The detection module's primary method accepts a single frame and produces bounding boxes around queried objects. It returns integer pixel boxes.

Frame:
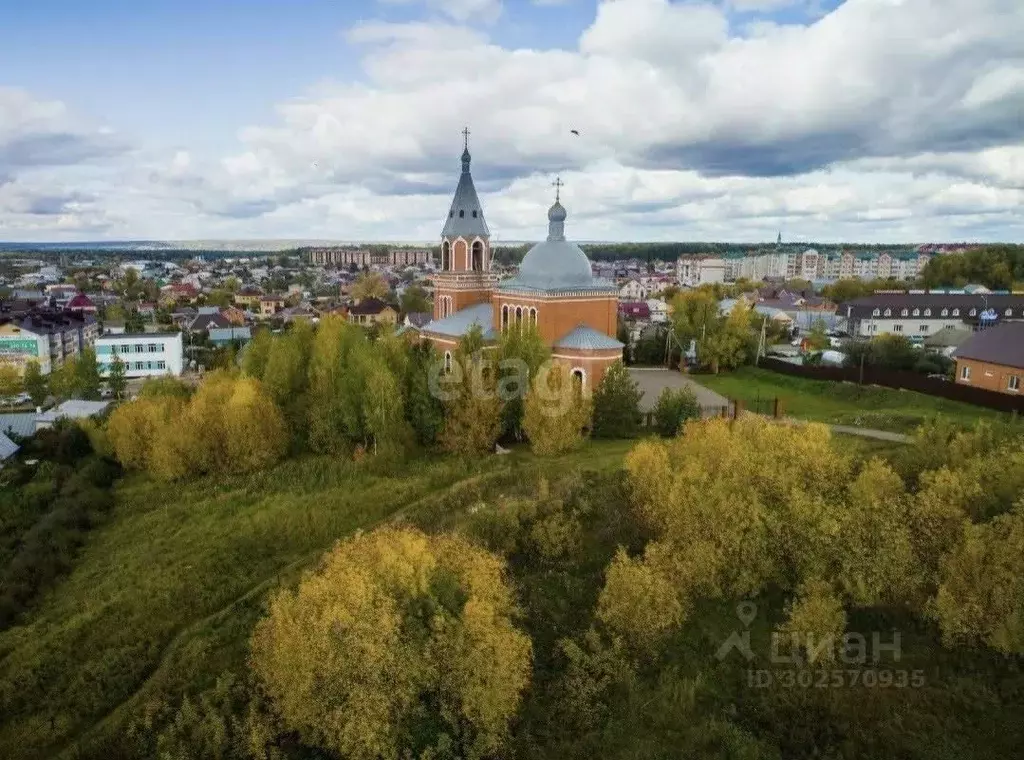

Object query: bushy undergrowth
[0,423,120,629]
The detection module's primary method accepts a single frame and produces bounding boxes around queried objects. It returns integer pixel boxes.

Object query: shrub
[653,386,701,437]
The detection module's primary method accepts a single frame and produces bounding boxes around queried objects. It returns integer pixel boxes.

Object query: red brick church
[419,131,623,391]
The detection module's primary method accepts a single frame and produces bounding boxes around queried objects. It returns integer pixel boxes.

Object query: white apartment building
[676,256,726,286]
[95,332,184,378]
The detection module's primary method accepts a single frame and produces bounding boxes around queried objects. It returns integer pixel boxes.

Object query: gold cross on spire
[552,175,564,202]
[462,126,470,150]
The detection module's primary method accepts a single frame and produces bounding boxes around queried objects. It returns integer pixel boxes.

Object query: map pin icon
[736,601,757,627]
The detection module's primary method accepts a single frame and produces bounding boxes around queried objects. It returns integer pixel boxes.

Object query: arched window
[872,308,880,316]
[441,240,450,271]
[471,240,484,272]
[571,368,585,394]
[884,308,891,317]
[1006,308,1013,317]
[912,308,920,316]
[969,308,977,317]
[459,210,465,218]
[501,304,509,330]
[901,309,909,317]
[952,309,960,317]
[444,351,452,373]
[530,307,538,326]
[923,308,931,316]
[515,306,523,326]
[941,308,948,317]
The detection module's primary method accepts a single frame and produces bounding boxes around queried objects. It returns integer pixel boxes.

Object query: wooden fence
[756,357,1024,414]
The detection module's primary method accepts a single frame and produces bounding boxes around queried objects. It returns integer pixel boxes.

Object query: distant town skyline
[1,0,1022,244]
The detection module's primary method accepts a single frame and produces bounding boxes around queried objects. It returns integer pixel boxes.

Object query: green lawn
[693,366,1013,433]
[0,440,632,760]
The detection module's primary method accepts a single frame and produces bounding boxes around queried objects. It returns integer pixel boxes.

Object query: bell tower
[434,127,497,320]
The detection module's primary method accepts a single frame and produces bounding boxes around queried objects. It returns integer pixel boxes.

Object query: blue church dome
[514,198,594,289]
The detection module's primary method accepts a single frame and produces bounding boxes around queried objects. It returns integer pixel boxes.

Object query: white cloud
[2,0,1023,242]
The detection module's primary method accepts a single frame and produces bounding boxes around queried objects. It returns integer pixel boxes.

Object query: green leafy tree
[399,284,431,315]
[591,361,643,439]
[22,360,48,407]
[698,302,752,373]
[403,342,445,446]
[73,347,102,400]
[804,318,830,351]
[107,354,128,399]
[652,385,701,437]
[352,271,389,301]
[495,324,549,439]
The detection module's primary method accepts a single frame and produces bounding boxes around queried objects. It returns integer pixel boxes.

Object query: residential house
[188,307,233,333]
[221,306,248,325]
[953,322,1024,395]
[619,279,647,301]
[646,299,670,324]
[259,296,287,317]
[234,287,263,310]
[280,305,320,324]
[838,293,1024,339]
[161,282,200,305]
[347,298,398,326]
[208,326,252,346]
[65,292,98,314]
[619,302,651,321]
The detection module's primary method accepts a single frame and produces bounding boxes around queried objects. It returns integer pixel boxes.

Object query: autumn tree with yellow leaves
[107,371,287,480]
[251,527,532,760]
[598,415,1024,660]
[522,363,591,456]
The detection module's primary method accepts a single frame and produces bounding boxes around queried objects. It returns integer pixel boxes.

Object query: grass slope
[0,441,632,760]
[694,366,1010,433]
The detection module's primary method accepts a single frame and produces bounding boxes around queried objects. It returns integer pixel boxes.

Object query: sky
[1,0,1022,244]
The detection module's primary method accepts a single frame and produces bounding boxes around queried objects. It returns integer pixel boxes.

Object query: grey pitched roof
[0,431,18,461]
[554,325,624,351]
[955,322,1024,369]
[839,293,1024,320]
[422,303,496,340]
[441,149,489,239]
[0,413,35,438]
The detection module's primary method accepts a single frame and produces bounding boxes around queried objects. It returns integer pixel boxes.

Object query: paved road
[628,368,732,415]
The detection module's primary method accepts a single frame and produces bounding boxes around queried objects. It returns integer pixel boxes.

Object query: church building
[419,132,624,390]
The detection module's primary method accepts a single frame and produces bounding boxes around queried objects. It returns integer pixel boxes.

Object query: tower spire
[552,175,563,203]
[461,126,471,173]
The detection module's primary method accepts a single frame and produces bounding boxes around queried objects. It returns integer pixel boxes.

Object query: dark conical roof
[442,138,489,239]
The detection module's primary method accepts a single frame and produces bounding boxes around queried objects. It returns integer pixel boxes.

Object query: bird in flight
[570,129,580,136]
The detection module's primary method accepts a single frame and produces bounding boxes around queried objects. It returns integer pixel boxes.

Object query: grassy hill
[2,435,1023,759]
[0,442,631,759]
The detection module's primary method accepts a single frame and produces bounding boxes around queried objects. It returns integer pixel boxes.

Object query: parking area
[627,368,732,416]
